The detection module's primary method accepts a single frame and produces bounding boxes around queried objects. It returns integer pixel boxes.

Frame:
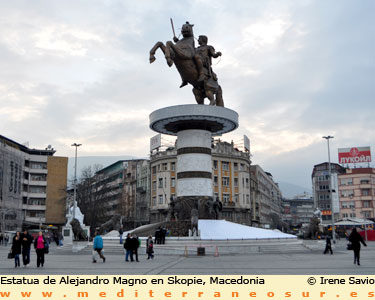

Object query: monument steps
[56,238,310,255]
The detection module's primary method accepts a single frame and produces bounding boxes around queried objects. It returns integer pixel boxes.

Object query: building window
[158,195,163,204]
[222,161,229,171]
[360,179,370,184]
[362,189,371,196]
[246,194,250,204]
[29,186,46,194]
[158,178,163,188]
[234,194,239,203]
[162,163,168,171]
[234,177,238,187]
[171,177,175,187]
[340,190,354,197]
[152,166,156,175]
[233,163,238,171]
[363,201,371,208]
[213,176,218,186]
[240,163,245,171]
[213,160,218,169]
[223,193,230,203]
[152,181,156,191]
[171,162,175,171]
[222,177,230,186]
[245,178,249,188]
[340,178,353,185]
[152,197,156,206]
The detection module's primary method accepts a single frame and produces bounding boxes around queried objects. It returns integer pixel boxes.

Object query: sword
[170,18,176,39]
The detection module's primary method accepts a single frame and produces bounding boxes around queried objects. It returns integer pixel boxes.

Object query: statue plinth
[150,105,238,234]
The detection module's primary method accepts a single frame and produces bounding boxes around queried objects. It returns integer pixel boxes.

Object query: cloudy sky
[1,0,374,189]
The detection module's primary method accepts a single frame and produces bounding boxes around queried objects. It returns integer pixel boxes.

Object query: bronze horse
[149,22,224,107]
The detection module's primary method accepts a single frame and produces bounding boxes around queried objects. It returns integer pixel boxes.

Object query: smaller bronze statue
[150,20,224,106]
[70,218,87,240]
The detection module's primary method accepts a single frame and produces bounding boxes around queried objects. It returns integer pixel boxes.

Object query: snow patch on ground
[199,220,296,240]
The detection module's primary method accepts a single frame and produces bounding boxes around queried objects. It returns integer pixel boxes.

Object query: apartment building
[86,159,150,230]
[338,168,375,220]
[282,193,314,228]
[150,141,252,225]
[0,135,67,231]
[250,165,283,228]
[311,162,346,225]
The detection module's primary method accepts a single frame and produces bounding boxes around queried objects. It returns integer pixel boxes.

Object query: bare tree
[76,165,108,230]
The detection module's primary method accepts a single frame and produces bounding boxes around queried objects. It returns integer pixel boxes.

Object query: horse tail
[216,85,224,107]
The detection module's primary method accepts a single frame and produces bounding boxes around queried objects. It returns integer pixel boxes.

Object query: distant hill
[67,155,140,181]
[278,181,312,199]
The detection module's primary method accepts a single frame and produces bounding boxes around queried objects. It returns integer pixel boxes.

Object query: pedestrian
[124,233,133,262]
[161,227,166,244]
[4,234,9,246]
[21,229,33,267]
[132,234,140,262]
[323,236,333,254]
[33,231,47,268]
[119,227,124,244]
[349,227,367,265]
[92,230,106,263]
[147,239,154,260]
[146,235,154,260]
[155,228,160,244]
[11,231,22,268]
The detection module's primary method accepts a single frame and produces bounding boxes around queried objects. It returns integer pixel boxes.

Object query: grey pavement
[0,241,374,275]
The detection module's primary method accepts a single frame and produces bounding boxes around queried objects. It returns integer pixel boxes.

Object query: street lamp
[322,135,335,243]
[71,143,82,220]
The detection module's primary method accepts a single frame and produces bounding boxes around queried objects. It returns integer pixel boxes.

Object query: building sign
[321,210,332,216]
[338,147,371,164]
[244,135,250,152]
[150,134,161,151]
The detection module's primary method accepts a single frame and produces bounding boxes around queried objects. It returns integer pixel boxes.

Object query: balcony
[24,216,45,223]
[22,204,46,210]
[29,180,47,186]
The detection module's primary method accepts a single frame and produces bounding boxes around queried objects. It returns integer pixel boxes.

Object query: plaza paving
[0,241,374,275]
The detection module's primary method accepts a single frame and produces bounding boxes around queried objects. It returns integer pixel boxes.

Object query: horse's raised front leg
[149,42,166,64]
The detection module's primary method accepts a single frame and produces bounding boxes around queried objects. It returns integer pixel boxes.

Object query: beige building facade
[338,168,375,220]
[150,141,252,225]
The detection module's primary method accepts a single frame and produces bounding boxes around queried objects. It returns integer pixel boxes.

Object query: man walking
[21,229,33,267]
[92,230,105,263]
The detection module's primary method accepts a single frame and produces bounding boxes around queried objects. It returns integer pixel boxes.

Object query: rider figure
[196,35,222,81]
[179,35,221,88]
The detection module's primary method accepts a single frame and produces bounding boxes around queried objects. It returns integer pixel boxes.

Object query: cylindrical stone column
[176,129,212,197]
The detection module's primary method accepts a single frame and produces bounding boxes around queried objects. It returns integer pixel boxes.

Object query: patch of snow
[199,220,296,240]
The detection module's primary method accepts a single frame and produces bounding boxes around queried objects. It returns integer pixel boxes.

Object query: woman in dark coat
[11,231,22,268]
[349,227,367,265]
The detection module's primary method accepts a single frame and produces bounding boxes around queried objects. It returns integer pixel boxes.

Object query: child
[147,240,154,260]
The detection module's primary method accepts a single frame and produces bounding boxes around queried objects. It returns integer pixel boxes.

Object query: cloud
[0,0,374,189]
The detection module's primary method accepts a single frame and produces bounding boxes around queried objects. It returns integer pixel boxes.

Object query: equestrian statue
[149,20,224,107]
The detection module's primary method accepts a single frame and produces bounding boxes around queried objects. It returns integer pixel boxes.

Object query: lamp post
[322,136,335,243]
[71,143,82,220]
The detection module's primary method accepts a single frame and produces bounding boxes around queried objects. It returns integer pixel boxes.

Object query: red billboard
[338,147,371,164]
